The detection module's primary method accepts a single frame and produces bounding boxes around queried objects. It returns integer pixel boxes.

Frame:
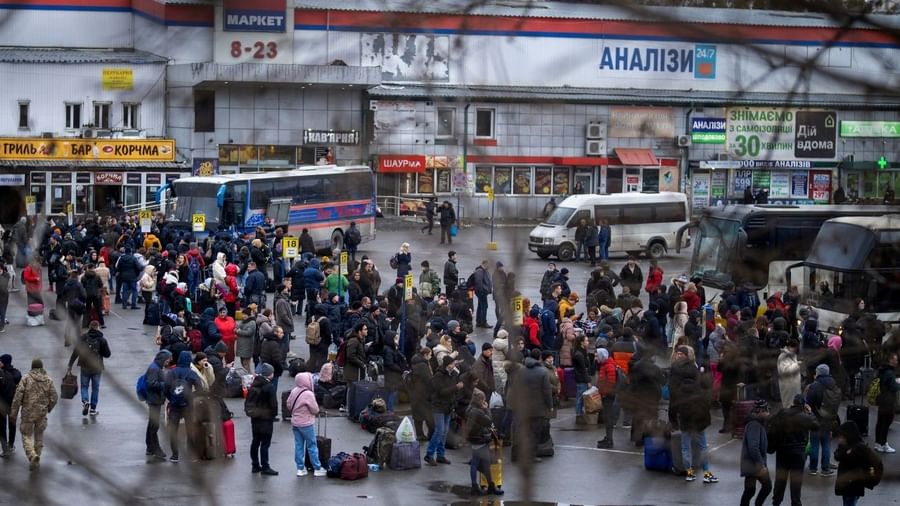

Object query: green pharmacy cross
[878,156,889,170]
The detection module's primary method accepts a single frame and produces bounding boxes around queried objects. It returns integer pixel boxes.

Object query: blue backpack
[187,256,201,292]
[327,452,351,477]
[135,372,149,402]
[168,372,192,409]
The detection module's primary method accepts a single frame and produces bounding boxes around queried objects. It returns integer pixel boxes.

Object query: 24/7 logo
[694,45,716,79]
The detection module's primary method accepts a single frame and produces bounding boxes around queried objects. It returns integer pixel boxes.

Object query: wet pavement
[0,224,897,505]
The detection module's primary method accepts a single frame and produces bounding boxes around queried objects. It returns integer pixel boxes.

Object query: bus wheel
[331,229,344,251]
[557,244,575,262]
[537,251,551,260]
[647,241,667,259]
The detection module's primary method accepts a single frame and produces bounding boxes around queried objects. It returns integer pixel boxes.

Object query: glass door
[573,170,592,195]
[625,168,641,192]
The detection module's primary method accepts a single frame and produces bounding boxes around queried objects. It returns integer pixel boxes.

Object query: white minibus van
[527,192,689,261]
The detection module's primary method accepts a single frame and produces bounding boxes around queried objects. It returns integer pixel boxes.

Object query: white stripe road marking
[555,444,643,456]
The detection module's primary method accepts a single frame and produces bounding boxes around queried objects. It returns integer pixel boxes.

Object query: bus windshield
[691,217,740,286]
[544,207,575,226]
[807,268,900,314]
[173,183,220,224]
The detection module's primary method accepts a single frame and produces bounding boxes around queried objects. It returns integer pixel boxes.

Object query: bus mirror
[674,221,695,253]
[216,185,226,208]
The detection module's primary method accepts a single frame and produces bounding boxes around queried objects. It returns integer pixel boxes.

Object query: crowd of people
[0,210,897,504]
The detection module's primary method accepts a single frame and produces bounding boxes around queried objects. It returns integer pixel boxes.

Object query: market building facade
[1,0,899,221]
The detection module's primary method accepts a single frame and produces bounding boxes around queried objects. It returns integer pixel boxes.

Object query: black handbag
[61,371,78,399]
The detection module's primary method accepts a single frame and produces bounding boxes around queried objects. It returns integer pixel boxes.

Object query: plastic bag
[489,391,504,409]
[583,386,603,414]
[395,416,417,443]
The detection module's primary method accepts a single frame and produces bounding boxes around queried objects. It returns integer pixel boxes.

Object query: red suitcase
[222,419,236,457]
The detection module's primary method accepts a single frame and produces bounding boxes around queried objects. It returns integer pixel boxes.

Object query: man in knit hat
[245,362,278,475]
[804,363,841,476]
[10,358,57,470]
[0,354,23,456]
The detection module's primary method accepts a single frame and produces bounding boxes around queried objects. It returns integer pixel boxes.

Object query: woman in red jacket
[595,348,619,449]
[213,306,237,363]
[222,264,239,317]
[22,257,42,306]
[644,259,664,295]
[523,307,541,350]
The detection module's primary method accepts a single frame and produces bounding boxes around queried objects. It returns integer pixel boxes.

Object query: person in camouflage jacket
[10,359,57,471]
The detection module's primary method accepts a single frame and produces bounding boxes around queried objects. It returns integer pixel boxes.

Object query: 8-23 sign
[230,40,277,59]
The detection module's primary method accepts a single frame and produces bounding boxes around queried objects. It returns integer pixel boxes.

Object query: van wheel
[537,251,551,260]
[647,241,666,259]
[558,244,575,262]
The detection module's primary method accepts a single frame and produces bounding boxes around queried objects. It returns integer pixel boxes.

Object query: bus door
[267,198,292,228]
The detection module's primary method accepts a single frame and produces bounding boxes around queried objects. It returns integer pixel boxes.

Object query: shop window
[475,109,495,138]
[194,90,215,132]
[475,166,492,193]
[18,101,29,129]
[93,102,111,129]
[435,168,451,193]
[437,108,455,138]
[30,185,46,215]
[642,168,660,192]
[513,167,531,194]
[258,145,295,167]
[552,167,570,195]
[123,103,140,129]
[239,145,259,166]
[606,168,623,193]
[124,186,140,208]
[535,168,552,195]
[65,103,82,130]
[417,170,434,194]
[494,167,511,194]
[219,145,239,165]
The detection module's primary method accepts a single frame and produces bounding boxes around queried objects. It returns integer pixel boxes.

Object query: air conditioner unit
[676,135,691,147]
[586,122,606,139]
[585,139,607,156]
[82,128,97,139]
[717,153,730,161]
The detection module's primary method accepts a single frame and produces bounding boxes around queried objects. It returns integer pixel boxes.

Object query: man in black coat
[443,251,459,297]
[245,362,279,475]
[508,349,553,463]
[438,201,456,245]
[243,261,266,308]
[767,394,819,506]
[669,346,718,483]
[0,354,23,456]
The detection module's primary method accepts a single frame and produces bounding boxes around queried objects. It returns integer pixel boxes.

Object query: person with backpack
[805,364,841,476]
[302,259,324,326]
[418,260,441,302]
[80,264,105,329]
[0,354,23,457]
[343,222,362,264]
[873,352,899,453]
[259,326,285,395]
[116,247,141,310]
[245,362,279,476]
[739,400,772,506]
[66,320,111,417]
[165,350,204,463]
[442,251,459,298]
[834,420,882,505]
[141,349,172,460]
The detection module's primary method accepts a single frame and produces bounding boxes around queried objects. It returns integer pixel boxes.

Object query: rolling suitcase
[731,384,755,439]
[306,411,332,471]
[222,418,236,457]
[562,367,577,399]
[857,355,876,400]
[347,380,382,422]
[282,390,293,422]
[200,421,223,460]
[847,374,870,437]
[389,441,421,470]
[144,302,160,326]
